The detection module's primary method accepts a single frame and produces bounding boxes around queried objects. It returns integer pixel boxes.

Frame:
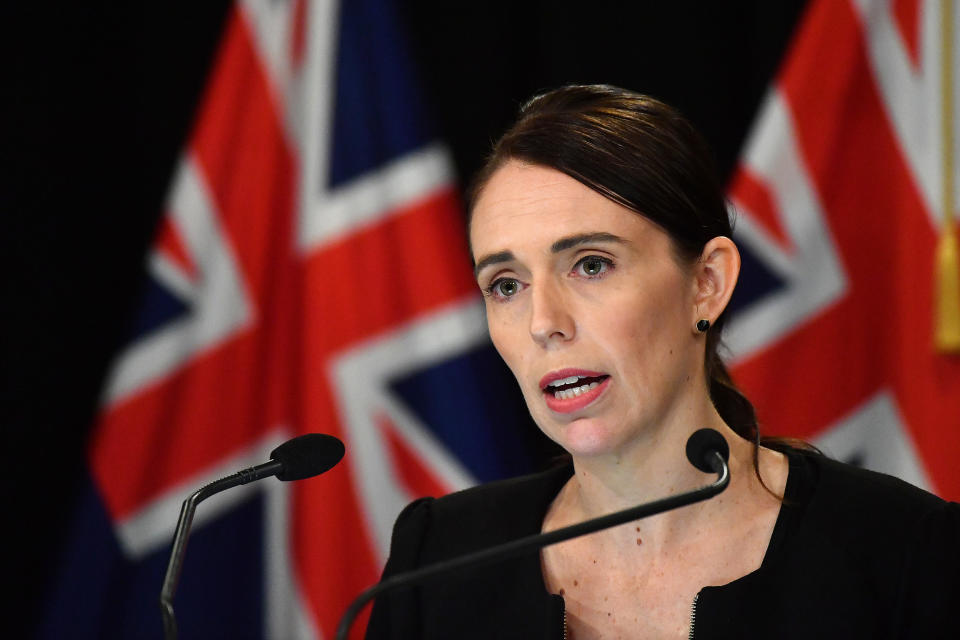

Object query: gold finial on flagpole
[934,0,960,352]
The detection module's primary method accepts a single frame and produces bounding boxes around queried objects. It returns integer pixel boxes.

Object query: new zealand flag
[41,0,545,637]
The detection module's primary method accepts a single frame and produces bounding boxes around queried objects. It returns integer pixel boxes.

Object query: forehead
[470,161,655,255]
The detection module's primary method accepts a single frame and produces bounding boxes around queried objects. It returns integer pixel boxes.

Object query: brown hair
[468,84,789,486]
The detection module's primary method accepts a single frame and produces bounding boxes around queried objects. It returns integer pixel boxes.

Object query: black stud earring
[696,319,710,333]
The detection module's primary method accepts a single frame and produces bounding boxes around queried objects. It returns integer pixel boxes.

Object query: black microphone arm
[335,428,730,640]
[160,433,345,640]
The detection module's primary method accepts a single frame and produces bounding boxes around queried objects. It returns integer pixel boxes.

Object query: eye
[574,255,613,277]
[485,277,525,300]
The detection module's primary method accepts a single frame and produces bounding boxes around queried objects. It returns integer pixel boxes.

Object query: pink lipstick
[540,368,611,414]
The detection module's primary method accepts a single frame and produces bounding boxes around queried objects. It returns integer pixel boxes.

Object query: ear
[691,236,740,329]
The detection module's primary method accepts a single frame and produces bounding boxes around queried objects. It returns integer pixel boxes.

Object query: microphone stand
[335,451,730,640]
[160,460,283,640]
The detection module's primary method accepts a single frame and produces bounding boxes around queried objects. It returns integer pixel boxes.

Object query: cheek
[600,285,691,379]
[488,315,528,381]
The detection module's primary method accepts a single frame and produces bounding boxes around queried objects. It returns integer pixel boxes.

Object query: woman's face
[470,161,705,458]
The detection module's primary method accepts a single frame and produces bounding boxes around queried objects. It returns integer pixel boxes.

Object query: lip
[538,368,607,390]
[540,368,611,414]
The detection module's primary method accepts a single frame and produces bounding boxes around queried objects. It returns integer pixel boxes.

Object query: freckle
[573,579,579,586]
[604,596,608,602]
[636,537,642,545]
[607,612,611,617]
[592,559,597,564]
[635,527,640,532]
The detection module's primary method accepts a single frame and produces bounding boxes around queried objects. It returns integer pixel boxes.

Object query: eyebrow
[473,232,627,277]
[550,232,626,253]
[473,250,515,277]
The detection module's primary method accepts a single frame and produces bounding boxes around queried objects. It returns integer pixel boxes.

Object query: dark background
[4,0,807,631]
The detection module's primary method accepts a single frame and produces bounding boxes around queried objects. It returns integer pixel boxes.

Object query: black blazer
[366,451,960,639]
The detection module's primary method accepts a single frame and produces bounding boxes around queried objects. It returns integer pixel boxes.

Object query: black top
[366,450,960,638]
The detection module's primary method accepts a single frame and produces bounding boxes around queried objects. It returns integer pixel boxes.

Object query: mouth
[540,369,611,414]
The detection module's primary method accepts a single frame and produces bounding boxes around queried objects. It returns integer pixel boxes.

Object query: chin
[550,419,625,459]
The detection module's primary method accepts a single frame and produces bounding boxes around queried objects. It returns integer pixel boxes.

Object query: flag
[40,0,544,637]
[726,0,960,499]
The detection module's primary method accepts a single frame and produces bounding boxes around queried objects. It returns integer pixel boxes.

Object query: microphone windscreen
[685,428,729,473]
[271,433,345,481]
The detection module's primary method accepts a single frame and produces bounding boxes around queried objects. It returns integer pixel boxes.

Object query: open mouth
[543,374,610,400]
[541,372,611,414]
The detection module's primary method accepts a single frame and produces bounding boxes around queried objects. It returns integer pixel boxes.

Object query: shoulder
[430,462,572,521]
[697,453,958,637]
[389,463,573,563]
[806,452,944,515]
[786,450,952,545]
[783,450,959,583]
[369,466,572,639]
[801,454,960,633]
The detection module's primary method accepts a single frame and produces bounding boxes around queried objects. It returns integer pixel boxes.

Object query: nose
[529,278,575,347]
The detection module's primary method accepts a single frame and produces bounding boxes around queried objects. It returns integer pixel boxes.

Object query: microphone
[160,433,345,640]
[685,427,730,473]
[335,429,730,640]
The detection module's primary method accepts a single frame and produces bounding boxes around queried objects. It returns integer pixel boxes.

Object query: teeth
[553,381,601,400]
[547,375,584,388]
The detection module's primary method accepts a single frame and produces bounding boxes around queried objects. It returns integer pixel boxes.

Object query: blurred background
[5,0,958,638]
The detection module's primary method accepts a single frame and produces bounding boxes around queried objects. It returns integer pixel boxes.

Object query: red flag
[84,1,489,637]
[727,0,960,499]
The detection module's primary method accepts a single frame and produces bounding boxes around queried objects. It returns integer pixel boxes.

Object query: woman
[366,85,959,639]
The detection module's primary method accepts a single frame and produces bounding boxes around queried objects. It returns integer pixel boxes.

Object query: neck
[560,405,756,552]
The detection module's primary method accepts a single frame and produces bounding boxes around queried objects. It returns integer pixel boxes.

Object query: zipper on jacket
[688,592,700,639]
[562,599,568,640]
[557,593,698,638]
